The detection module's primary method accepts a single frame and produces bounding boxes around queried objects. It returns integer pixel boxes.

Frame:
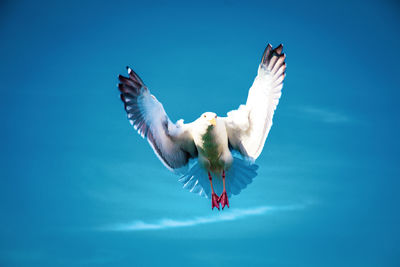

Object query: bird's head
[191,112,219,144]
[198,112,218,128]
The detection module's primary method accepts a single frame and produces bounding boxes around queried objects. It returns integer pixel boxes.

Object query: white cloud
[297,106,351,123]
[101,204,304,231]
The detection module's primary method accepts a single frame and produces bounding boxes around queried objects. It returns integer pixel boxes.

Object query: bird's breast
[196,124,232,173]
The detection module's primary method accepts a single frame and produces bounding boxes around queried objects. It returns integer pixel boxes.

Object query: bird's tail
[178,157,258,198]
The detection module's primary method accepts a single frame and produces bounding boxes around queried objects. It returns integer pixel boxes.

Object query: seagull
[117,44,286,210]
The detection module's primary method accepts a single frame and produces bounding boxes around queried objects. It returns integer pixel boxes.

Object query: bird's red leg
[218,170,229,209]
[208,172,220,210]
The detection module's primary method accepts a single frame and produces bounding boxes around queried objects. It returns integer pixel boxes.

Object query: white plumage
[225,44,286,159]
[118,44,286,209]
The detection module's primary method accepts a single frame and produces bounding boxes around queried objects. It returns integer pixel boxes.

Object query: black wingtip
[118,74,131,84]
[261,44,273,64]
[126,66,133,75]
[261,43,286,66]
[274,44,284,55]
[120,93,126,102]
[123,66,144,86]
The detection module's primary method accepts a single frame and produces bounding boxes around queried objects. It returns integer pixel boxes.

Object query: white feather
[223,44,286,160]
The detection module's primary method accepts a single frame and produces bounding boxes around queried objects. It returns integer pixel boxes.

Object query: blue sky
[1,0,400,266]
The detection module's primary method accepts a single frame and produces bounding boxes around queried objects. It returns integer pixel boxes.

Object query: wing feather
[224,44,286,160]
[118,67,197,171]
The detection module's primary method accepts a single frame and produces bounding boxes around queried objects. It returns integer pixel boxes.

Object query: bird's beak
[209,117,216,126]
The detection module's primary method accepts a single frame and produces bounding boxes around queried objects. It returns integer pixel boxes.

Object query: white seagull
[118,44,286,210]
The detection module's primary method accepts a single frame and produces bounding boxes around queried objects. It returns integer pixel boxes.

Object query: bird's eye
[215,115,217,118]
[203,115,206,118]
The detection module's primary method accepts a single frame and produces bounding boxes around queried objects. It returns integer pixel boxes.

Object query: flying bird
[117,44,286,210]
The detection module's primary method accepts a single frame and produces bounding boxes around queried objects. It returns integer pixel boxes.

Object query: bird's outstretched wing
[224,44,286,160]
[118,67,197,171]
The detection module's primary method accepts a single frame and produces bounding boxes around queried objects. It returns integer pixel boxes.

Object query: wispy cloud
[101,204,304,231]
[296,106,351,123]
